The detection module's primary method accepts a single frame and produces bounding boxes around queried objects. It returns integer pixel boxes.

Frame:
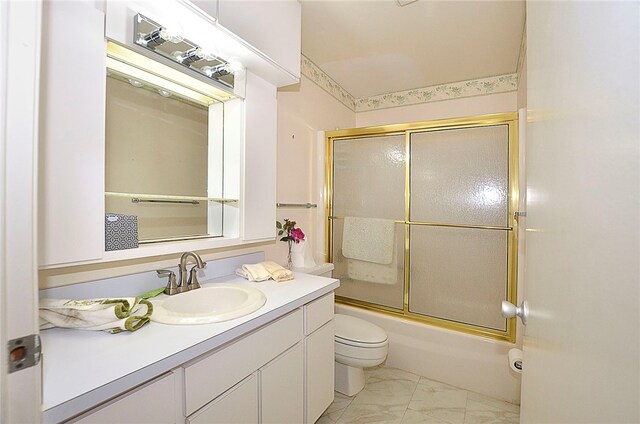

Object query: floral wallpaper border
[516,23,527,86]
[353,73,518,112]
[300,55,356,111]
[300,54,519,113]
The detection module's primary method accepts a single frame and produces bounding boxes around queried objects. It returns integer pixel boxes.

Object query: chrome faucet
[178,251,206,290]
[156,251,207,295]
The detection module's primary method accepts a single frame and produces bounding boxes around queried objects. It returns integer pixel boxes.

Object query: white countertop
[41,272,339,423]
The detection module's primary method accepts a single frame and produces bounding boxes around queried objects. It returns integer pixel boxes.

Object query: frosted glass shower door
[409,125,510,330]
[331,135,405,310]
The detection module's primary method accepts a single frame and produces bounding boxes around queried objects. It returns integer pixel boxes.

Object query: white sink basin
[151,284,267,325]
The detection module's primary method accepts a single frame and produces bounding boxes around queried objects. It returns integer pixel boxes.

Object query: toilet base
[334,361,366,396]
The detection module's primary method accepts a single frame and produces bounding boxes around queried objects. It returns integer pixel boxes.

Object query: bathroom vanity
[41,273,338,423]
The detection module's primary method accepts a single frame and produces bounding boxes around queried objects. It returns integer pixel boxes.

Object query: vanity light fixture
[138,27,184,48]
[134,14,240,90]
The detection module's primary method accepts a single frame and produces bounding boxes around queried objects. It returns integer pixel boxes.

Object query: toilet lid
[334,314,388,345]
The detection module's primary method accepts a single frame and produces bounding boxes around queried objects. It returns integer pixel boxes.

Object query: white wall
[264,76,355,265]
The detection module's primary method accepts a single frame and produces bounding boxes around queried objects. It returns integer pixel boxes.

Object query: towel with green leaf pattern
[39,297,153,334]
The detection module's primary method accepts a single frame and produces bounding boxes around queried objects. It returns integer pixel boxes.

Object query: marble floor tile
[466,392,520,414]
[316,366,520,424]
[352,378,419,406]
[319,392,355,423]
[337,402,408,424]
[401,408,461,424]
[463,410,520,424]
[366,367,421,383]
[464,392,520,424]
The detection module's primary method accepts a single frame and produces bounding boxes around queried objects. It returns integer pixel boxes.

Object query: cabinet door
[216,0,301,78]
[39,0,105,266]
[73,373,177,424]
[242,71,277,241]
[187,373,258,424]
[261,343,304,424]
[306,320,335,423]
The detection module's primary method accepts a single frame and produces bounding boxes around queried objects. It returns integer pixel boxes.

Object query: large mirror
[104,42,237,247]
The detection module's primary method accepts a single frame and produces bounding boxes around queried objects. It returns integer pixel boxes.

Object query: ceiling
[300,0,525,99]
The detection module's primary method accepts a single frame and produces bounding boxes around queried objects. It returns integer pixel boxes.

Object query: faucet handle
[188,266,201,290]
[157,269,179,295]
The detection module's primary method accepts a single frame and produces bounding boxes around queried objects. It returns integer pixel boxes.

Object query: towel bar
[276,203,317,208]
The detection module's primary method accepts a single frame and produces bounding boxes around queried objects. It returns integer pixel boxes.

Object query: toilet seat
[335,336,388,349]
[334,314,388,345]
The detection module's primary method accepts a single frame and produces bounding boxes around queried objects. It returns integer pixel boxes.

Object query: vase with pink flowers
[276,218,305,269]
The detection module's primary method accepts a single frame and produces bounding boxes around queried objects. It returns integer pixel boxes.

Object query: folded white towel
[261,261,294,282]
[236,263,271,282]
[39,297,152,334]
[342,217,395,264]
[236,261,294,282]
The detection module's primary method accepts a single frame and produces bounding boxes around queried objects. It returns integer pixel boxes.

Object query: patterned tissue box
[105,213,139,251]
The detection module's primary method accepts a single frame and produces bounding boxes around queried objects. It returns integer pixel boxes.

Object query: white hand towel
[237,263,271,282]
[261,261,294,282]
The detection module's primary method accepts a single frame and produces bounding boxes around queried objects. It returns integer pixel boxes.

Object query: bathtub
[335,304,522,404]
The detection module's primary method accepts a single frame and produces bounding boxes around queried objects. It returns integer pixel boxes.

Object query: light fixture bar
[133,14,239,90]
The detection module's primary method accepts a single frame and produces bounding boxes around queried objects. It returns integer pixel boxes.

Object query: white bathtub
[335,304,522,404]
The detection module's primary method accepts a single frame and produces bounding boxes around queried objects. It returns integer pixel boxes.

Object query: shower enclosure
[326,113,519,341]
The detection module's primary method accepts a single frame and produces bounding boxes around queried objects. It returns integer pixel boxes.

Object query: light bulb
[139,27,183,48]
[159,28,184,44]
[177,48,210,65]
[128,78,144,88]
[226,59,243,73]
[202,63,231,78]
[157,89,172,98]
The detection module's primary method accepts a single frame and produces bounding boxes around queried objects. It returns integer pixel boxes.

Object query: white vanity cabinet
[261,342,305,424]
[190,0,301,80]
[216,0,301,79]
[38,0,297,267]
[304,293,336,423]
[187,373,259,424]
[183,309,303,417]
[42,280,338,424]
[242,71,278,242]
[71,372,180,424]
[39,0,106,266]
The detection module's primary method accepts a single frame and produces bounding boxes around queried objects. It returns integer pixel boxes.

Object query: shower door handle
[501,300,529,325]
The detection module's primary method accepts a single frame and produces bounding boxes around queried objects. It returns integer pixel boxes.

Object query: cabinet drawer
[184,308,303,415]
[187,373,258,424]
[304,292,334,335]
[73,372,177,424]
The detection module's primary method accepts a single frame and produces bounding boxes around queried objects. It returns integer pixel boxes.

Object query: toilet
[333,314,388,395]
[297,263,390,396]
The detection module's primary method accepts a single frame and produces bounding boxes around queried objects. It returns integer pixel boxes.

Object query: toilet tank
[293,263,334,277]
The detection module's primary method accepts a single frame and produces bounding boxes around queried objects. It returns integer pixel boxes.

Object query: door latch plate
[8,334,41,373]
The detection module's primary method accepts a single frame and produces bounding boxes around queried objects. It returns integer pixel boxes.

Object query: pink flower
[290,227,305,243]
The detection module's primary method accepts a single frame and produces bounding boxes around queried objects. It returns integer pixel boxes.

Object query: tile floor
[316,367,520,424]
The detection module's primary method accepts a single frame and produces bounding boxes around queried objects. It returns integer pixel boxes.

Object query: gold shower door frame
[325,112,519,342]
